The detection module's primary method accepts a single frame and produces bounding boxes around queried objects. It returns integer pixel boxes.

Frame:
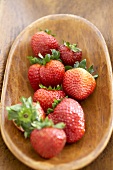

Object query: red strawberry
[40,60,65,87]
[58,42,82,66]
[30,126,66,158]
[28,64,41,91]
[33,86,66,112]
[30,117,66,158]
[28,50,65,89]
[31,30,59,57]
[63,68,96,100]
[48,98,85,143]
[7,97,45,136]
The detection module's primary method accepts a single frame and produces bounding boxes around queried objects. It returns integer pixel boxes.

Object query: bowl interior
[1,14,113,170]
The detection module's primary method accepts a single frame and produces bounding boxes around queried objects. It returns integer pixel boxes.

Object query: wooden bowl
[1,14,113,170]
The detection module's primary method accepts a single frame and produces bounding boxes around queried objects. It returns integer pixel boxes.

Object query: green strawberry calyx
[65,59,98,79]
[47,96,68,114]
[28,49,62,65]
[64,41,82,52]
[6,96,65,138]
[31,117,65,130]
[44,29,56,37]
[6,96,43,138]
[39,84,62,90]
[39,29,56,37]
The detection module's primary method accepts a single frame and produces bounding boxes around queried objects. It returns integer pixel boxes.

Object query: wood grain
[1,14,113,170]
[0,0,113,170]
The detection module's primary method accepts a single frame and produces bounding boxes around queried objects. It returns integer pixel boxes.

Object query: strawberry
[28,50,65,88]
[7,97,45,137]
[28,64,41,91]
[31,30,59,57]
[48,98,85,143]
[58,41,82,66]
[33,85,66,112]
[30,117,66,158]
[63,59,98,100]
[40,60,65,87]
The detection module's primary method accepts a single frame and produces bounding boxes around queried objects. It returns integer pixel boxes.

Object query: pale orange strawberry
[63,59,98,100]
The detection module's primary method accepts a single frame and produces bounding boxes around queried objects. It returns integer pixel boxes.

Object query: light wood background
[0,0,113,169]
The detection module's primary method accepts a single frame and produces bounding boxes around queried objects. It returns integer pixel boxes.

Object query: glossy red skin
[30,128,66,158]
[39,60,65,87]
[63,68,96,100]
[28,60,65,91]
[33,88,66,112]
[58,45,82,66]
[48,98,85,143]
[31,31,59,57]
[28,64,41,91]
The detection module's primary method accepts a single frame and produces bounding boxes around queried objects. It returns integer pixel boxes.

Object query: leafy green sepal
[27,49,61,65]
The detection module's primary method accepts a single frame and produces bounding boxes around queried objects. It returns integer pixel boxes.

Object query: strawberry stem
[6,96,65,138]
[27,56,43,65]
[65,59,98,79]
[65,65,73,71]
[44,29,56,37]
[47,97,68,114]
[39,84,62,90]
[63,41,82,52]
[54,122,65,129]
[31,117,65,129]
[39,29,56,37]
[27,49,61,65]
[6,96,43,138]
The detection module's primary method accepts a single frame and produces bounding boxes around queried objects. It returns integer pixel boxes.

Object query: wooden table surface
[0,0,113,169]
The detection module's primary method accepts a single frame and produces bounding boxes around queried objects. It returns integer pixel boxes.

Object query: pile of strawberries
[7,29,98,159]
